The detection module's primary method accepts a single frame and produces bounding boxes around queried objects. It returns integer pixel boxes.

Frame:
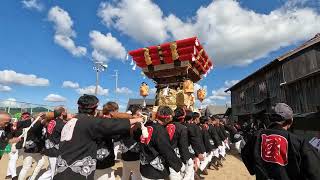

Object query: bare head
[54,106,67,119]
[130,105,143,116]
[192,112,200,124]
[102,101,119,116]
[0,111,11,128]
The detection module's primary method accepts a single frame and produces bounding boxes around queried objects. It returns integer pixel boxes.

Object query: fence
[0,99,56,116]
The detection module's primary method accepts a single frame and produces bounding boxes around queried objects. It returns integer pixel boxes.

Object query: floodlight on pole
[93,61,107,95]
[112,70,119,100]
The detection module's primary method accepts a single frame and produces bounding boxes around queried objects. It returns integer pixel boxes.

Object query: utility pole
[112,70,119,100]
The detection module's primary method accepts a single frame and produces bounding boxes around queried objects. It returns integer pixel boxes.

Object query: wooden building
[226,34,320,131]
[126,98,156,112]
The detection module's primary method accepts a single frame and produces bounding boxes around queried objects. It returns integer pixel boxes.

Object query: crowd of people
[0,94,236,180]
[1,95,320,180]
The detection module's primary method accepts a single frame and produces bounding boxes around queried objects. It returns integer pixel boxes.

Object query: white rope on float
[132,63,137,71]
[11,115,42,152]
[195,38,199,46]
[20,116,42,148]
[138,112,149,138]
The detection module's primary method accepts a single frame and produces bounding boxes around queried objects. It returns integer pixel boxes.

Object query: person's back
[140,121,182,179]
[54,95,141,180]
[139,106,183,179]
[241,103,320,180]
[55,114,130,179]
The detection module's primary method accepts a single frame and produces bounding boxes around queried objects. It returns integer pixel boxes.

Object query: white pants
[235,140,242,154]
[183,159,194,180]
[199,152,208,171]
[169,167,182,180]
[114,141,121,160]
[224,140,230,151]
[7,149,19,178]
[96,167,115,180]
[121,160,142,180]
[212,148,219,158]
[218,145,226,157]
[18,153,46,180]
[38,157,57,180]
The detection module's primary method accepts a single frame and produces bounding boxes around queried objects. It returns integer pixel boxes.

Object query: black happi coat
[208,124,222,149]
[43,118,65,157]
[14,119,32,149]
[139,121,182,179]
[96,137,115,169]
[23,120,45,153]
[165,122,191,163]
[54,114,130,180]
[217,125,228,142]
[121,134,140,162]
[241,124,320,180]
[184,123,206,157]
[224,125,239,143]
[200,124,214,153]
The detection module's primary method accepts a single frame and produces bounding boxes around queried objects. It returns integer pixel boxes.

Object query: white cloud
[77,85,109,96]
[44,94,67,102]
[98,0,168,44]
[99,0,320,66]
[224,80,239,88]
[89,30,126,62]
[0,98,18,108]
[119,104,127,111]
[149,88,157,95]
[0,84,11,92]
[0,70,49,86]
[48,6,87,57]
[166,0,320,66]
[208,80,239,100]
[116,87,133,94]
[22,0,44,11]
[62,81,80,89]
[194,83,207,94]
[210,88,230,100]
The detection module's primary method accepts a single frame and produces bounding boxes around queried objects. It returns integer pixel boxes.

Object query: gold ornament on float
[183,79,194,94]
[140,82,149,97]
[143,48,152,65]
[140,82,149,107]
[197,88,206,102]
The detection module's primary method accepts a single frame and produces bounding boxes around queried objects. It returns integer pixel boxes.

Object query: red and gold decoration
[128,37,213,78]
[129,37,214,111]
[197,88,206,103]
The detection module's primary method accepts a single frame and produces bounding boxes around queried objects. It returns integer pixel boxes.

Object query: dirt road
[0,150,254,180]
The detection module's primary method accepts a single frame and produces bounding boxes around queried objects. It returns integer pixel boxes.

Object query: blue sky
[0,0,320,111]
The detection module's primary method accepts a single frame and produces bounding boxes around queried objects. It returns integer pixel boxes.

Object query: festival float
[128,37,213,111]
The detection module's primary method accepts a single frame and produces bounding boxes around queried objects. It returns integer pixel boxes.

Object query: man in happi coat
[53,94,143,180]
[139,106,183,180]
[241,103,320,180]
